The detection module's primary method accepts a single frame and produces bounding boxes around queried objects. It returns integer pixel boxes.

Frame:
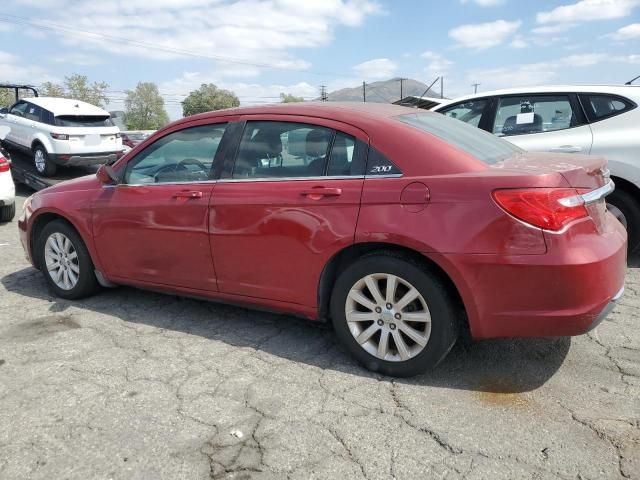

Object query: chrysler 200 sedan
[18,103,626,377]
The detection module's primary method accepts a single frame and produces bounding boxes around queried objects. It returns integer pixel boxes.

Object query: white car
[432,85,640,251]
[0,97,122,177]
[0,145,15,222]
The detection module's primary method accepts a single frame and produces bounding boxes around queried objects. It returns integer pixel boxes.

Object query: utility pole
[362,81,366,102]
[319,85,328,101]
[471,83,480,94]
[440,76,444,99]
[399,77,408,100]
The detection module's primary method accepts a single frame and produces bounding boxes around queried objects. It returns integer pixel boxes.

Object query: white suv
[0,144,15,222]
[432,85,640,251]
[0,97,122,177]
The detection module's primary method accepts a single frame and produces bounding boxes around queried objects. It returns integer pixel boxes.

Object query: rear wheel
[330,253,459,377]
[0,203,15,222]
[33,145,57,177]
[36,220,99,299]
[607,188,640,253]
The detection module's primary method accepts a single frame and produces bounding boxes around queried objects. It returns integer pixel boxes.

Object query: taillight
[492,188,588,231]
[0,155,10,173]
[50,132,69,140]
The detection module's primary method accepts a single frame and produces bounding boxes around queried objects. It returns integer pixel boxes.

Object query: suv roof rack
[0,84,39,103]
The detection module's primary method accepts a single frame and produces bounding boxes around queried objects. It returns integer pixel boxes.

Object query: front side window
[9,101,28,117]
[580,94,635,121]
[233,121,335,179]
[492,95,576,137]
[438,99,487,128]
[124,123,226,184]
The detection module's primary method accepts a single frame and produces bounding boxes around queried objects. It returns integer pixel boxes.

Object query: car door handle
[172,190,203,199]
[550,145,582,153]
[300,187,342,199]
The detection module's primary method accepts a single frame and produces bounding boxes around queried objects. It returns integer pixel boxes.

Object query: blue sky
[0,0,639,119]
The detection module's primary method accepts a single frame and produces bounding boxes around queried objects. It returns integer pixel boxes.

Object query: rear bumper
[49,152,119,167]
[433,214,627,339]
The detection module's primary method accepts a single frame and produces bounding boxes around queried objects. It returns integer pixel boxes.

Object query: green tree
[280,92,304,103]
[124,82,169,130]
[38,75,109,107]
[0,87,14,108]
[40,81,66,98]
[182,83,239,117]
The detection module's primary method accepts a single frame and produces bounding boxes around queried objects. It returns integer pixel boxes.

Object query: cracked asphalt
[0,187,638,480]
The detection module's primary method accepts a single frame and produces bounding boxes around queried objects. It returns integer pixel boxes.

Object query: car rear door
[208,116,368,308]
[489,93,593,154]
[92,119,233,291]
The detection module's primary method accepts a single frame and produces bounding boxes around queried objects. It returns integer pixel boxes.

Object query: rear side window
[580,94,636,122]
[24,103,42,122]
[438,99,488,128]
[55,115,114,127]
[492,95,576,136]
[398,112,522,165]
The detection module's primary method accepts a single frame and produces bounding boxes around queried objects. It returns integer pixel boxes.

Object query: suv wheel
[330,253,459,377]
[33,145,57,177]
[36,220,99,299]
[0,203,15,222]
[607,189,640,253]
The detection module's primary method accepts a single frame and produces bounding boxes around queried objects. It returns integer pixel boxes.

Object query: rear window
[397,112,522,164]
[579,94,636,122]
[55,115,114,127]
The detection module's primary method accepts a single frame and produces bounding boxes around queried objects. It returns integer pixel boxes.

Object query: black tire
[36,219,99,299]
[33,144,57,177]
[607,188,640,253]
[330,252,459,377]
[0,203,15,222]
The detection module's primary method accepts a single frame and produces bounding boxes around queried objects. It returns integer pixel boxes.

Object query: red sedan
[18,103,626,377]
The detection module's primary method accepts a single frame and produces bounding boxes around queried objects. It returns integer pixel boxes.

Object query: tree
[124,82,169,130]
[280,92,304,103]
[182,83,239,117]
[0,87,14,108]
[38,74,109,108]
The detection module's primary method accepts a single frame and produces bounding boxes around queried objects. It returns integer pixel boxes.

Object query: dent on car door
[209,118,368,307]
[92,121,231,290]
[490,94,593,154]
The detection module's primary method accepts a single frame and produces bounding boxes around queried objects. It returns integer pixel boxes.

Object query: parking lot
[0,188,638,480]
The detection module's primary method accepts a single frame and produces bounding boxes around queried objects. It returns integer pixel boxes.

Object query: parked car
[0,97,123,177]
[121,131,153,149]
[18,103,626,376]
[432,85,640,251]
[0,144,15,222]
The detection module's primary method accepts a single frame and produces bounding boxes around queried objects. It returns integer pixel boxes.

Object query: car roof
[24,97,110,116]
[434,84,640,109]
[175,101,422,126]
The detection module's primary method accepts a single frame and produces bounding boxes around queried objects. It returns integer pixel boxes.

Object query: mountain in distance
[324,77,442,103]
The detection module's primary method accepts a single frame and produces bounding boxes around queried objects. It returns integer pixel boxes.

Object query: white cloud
[352,58,398,80]
[537,0,640,24]
[421,51,453,75]
[531,23,577,34]
[460,0,504,5]
[0,50,57,84]
[510,35,528,48]
[50,52,101,66]
[562,53,608,66]
[449,19,522,49]
[467,62,557,92]
[11,0,381,72]
[608,22,640,40]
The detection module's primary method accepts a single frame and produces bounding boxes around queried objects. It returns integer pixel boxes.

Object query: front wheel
[36,220,99,299]
[607,189,640,253]
[33,145,57,177]
[330,253,459,377]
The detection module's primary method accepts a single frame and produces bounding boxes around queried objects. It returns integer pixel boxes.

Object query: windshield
[55,115,114,127]
[397,112,522,164]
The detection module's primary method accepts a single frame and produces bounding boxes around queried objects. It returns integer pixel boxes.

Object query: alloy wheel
[34,149,46,173]
[345,273,431,362]
[44,232,80,290]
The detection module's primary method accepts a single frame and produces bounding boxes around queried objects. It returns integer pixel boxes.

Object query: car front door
[4,101,29,146]
[490,94,593,154]
[209,117,368,308]
[92,120,231,291]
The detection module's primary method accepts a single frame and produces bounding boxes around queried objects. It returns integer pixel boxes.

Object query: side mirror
[96,164,120,185]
